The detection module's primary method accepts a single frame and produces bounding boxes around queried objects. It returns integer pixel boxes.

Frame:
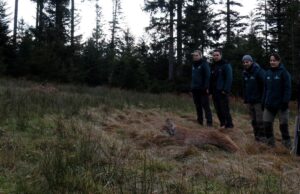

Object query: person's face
[270,56,280,68]
[192,53,201,61]
[243,60,253,69]
[212,51,222,62]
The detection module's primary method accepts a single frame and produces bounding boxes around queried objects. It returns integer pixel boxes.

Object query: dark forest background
[0,0,299,96]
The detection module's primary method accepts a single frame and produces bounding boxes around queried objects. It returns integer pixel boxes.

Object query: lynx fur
[161,119,239,152]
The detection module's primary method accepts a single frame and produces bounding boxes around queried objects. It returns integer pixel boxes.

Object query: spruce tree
[218,0,247,44]
[0,0,10,72]
[176,0,184,68]
[183,0,216,58]
[254,0,269,53]
[110,0,122,55]
[82,0,107,85]
[144,0,175,80]
[0,0,9,47]
[266,0,300,76]
[266,0,289,52]
[13,0,19,46]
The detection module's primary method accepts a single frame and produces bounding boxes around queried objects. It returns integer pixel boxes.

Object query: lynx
[160,119,239,152]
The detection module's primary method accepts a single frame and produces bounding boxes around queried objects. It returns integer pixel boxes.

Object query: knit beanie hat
[242,55,253,62]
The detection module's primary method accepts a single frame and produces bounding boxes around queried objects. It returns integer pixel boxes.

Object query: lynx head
[162,118,176,136]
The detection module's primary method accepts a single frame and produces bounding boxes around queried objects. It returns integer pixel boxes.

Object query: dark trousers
[192,89,212,125]
[248,104,264,140]
[248,104,264,129]
[212,91,233,127]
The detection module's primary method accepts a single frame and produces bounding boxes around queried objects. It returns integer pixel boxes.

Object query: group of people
[191,49,297,149]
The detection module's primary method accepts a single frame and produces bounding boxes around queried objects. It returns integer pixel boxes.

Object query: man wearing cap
[210,49,234,128]
[242,55,265,141]
[191,50,213,126]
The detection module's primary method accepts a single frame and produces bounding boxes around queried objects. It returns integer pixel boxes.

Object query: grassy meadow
[0,78,299,194]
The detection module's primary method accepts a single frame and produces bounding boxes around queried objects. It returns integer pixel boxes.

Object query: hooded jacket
[243,63,265,104]
[262,64,291,111]
[191,58,211,91]
[210,59,233,94]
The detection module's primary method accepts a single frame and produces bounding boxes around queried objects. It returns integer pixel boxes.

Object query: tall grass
[0,78,298,193]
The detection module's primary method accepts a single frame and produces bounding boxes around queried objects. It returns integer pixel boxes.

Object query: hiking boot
[196,117,203,125]
[207,122,213,127]
[280,124,292,149]
[225,124,234,129]
[266,137,275,147]
[264,122,275,147]
[282,139,292,150]
[254,126,266,142]
[253,127,260,141]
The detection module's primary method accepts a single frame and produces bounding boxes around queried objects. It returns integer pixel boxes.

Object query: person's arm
[242,73,246,103]
[223,64,233,94]
[297,79,300,111]
[258,69,266,84]
[258,68,266,96]
[281,70,292,111]
[282,71,292,104]
[261,74,267,110]
[203,62,211,93]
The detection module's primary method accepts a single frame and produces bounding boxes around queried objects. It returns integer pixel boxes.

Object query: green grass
[0,78,299,193]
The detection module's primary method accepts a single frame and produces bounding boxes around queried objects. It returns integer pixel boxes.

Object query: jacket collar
[193,58,206,67]
[244,63,259,74]
[270,63,284,71]
[213,59,227,66]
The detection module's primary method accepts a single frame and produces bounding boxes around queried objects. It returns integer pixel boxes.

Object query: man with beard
[242,55,265,141]
[210,49,234,129]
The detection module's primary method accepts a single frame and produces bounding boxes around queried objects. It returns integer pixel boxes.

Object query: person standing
[262,53,292,148]
[242,55,265,141]
[294,76,300,155]
[191,50,213,126]
[210,49,234,128]
[297,76,300,111]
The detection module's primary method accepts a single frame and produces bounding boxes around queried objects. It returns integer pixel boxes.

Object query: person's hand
[201,88,209,95]
[221,91,227,95]
[261,104,265,111]
[280,103,289,111]
[203,88,209,95]
[266,106,278,114]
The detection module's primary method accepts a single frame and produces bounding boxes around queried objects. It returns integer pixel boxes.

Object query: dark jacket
[243,63,265,104]
[297,80,300,111]
[262,64,291,111]
[191,58,211,91]
[210,59,233,94]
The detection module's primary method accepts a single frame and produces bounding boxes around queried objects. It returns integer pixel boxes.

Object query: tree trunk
[264,0,268,53]
[36,1,39,29]
[276,0,282,52]
[95,0,100,45]
[226,0,231,43]
[111,0,117,50]
[176,0,183,69]
[38,0,44,36]
[71,0,75,48]
[168,0,175,81]
[55,1,64,42]
[290,0,298,72]
[13,0,19,46]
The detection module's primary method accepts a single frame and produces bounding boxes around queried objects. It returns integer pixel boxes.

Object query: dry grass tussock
[1,79,300,193]
[87,106,300,193]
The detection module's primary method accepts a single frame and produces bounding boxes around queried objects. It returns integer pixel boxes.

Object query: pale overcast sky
[6,0,256,40]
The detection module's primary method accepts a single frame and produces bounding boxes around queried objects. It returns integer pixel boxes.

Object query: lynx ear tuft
[165,118,173,127]
[165,118,171,123]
